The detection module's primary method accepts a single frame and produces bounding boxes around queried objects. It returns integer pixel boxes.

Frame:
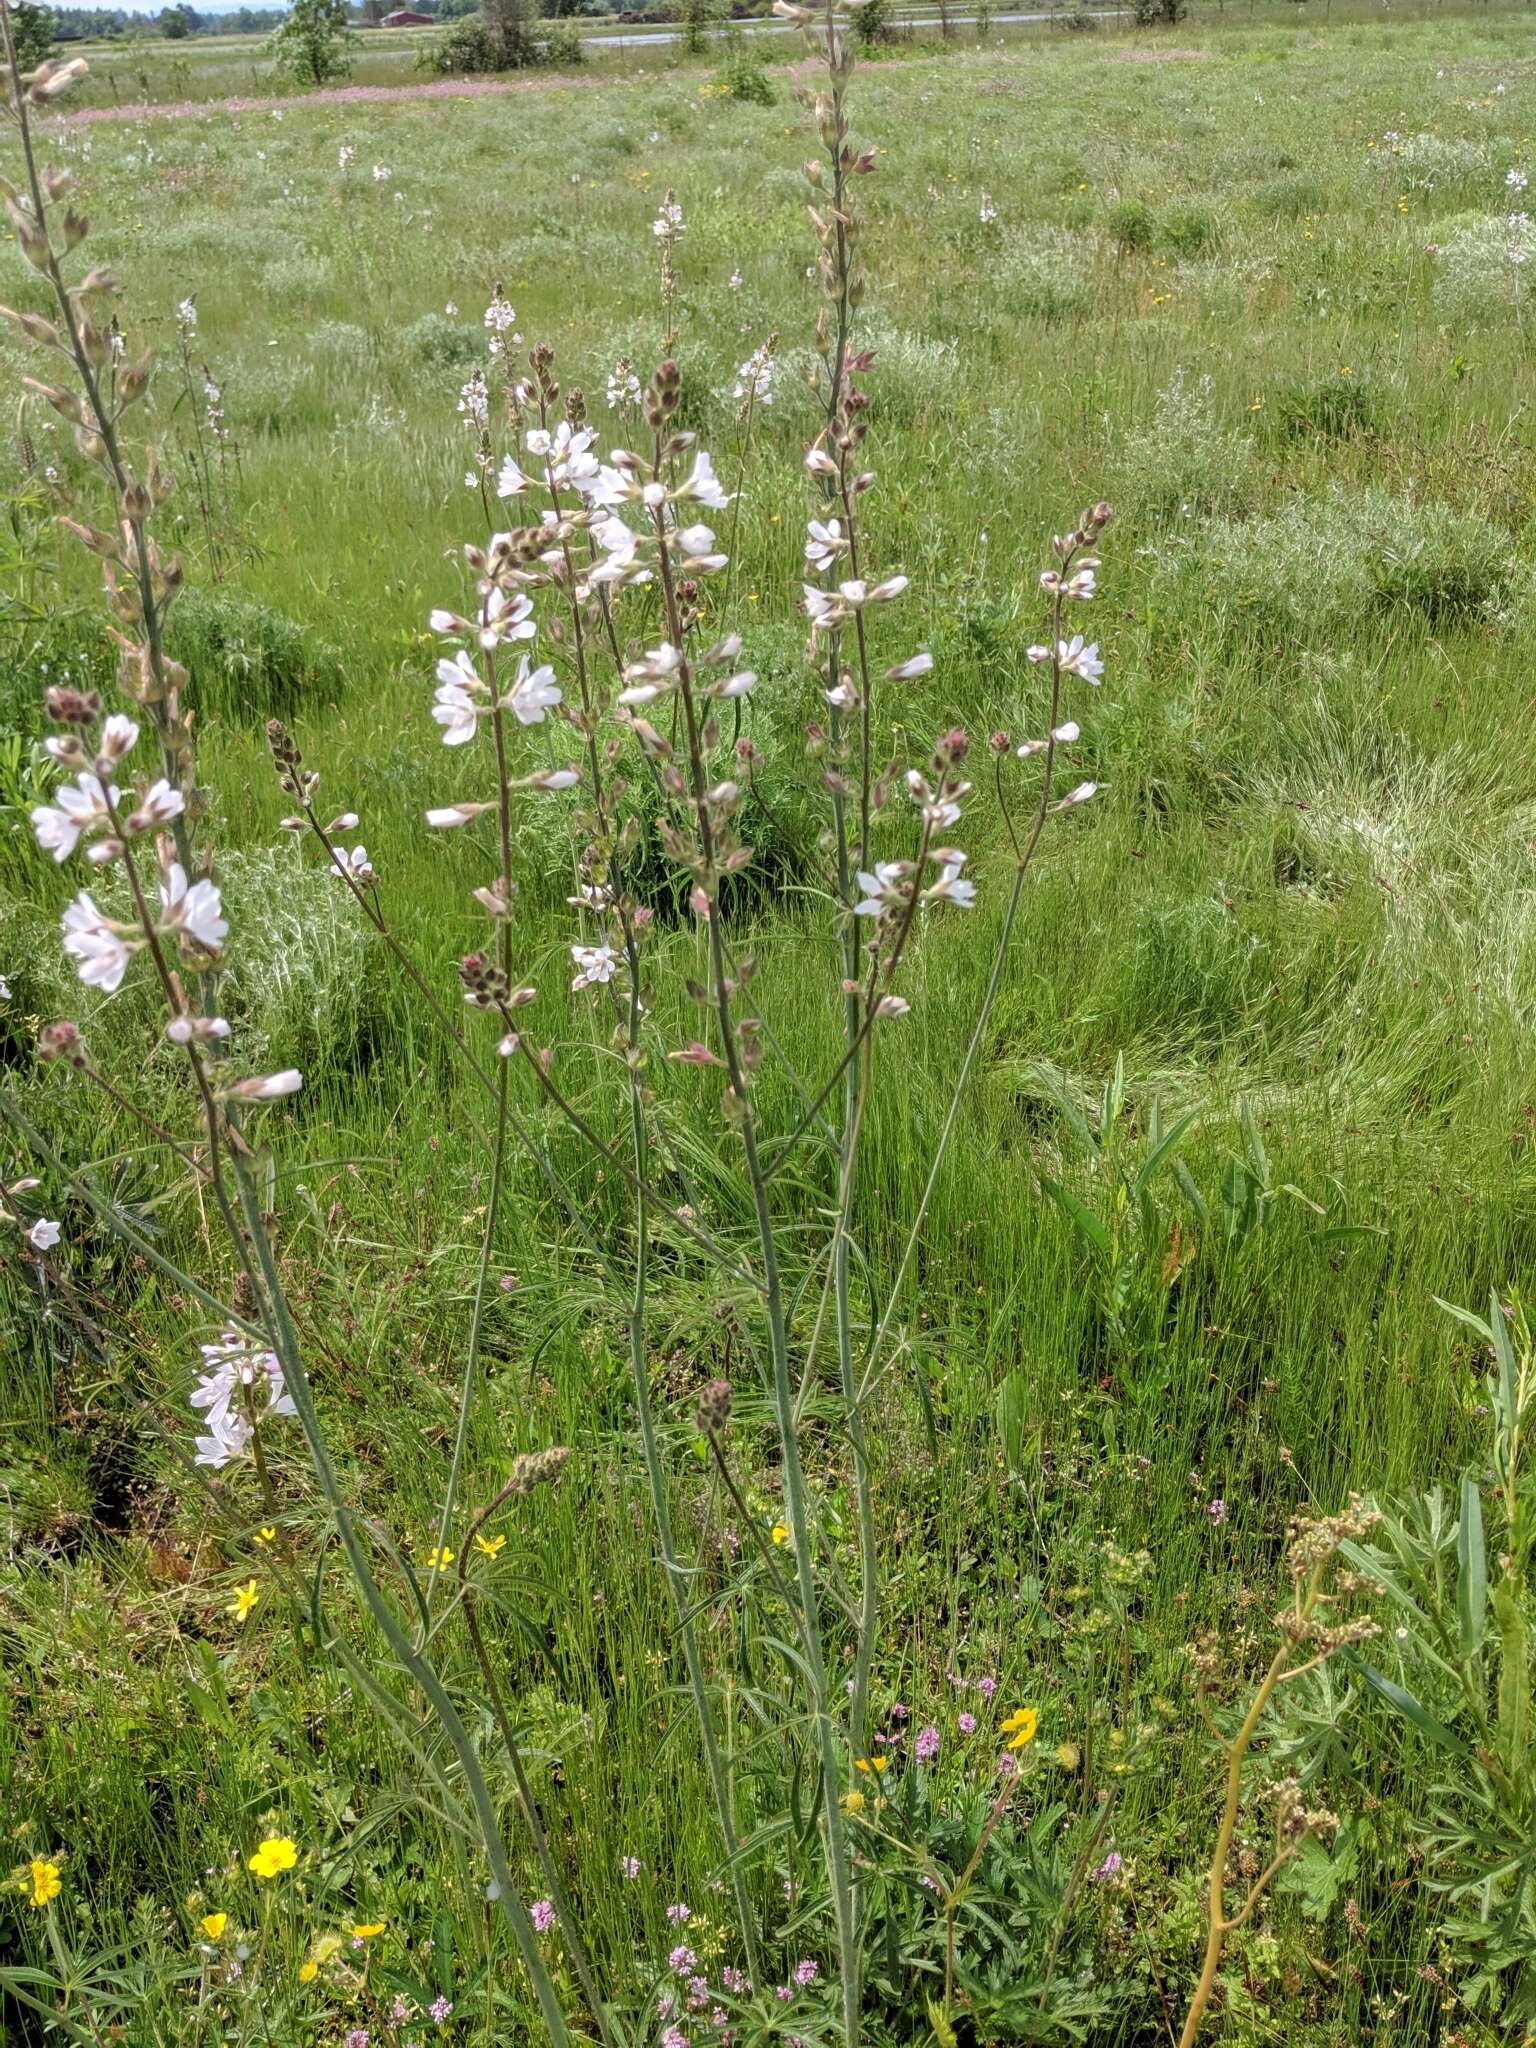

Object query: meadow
[3,2,1536,2043]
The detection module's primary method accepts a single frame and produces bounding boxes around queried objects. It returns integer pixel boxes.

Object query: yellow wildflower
[1055,1742,1081,1771]
[853,1756,888,1774]
[256,1527,277,1545]
[424,1545,454,1570]
[840,1789,866,1816]
[298,1961,319,1984]
[200,1911,228,1940]
[474,1533,506,1558]
[20,1859,61,1909]
[770,1524,788,1545]
[1001,1708,1039,1752]
[351,1921,386,1939]
[229,1580,260,1622]
[247,1836,298,1881]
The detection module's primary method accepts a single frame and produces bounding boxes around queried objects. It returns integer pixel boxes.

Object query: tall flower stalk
[0,24,579,2042]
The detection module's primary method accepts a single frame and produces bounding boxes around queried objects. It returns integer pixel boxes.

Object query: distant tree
[10,0,57,65]
[482,0,534,61]
[158,4,197,34]
[268,0,355,78]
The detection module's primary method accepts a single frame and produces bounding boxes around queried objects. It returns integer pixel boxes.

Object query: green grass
[4,5,1536,2043]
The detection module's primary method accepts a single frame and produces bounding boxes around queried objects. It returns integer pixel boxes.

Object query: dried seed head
[696,1378,733,1435]
[459,952,509,1008]
[46,685,101,727]
[507,1445,570,1494]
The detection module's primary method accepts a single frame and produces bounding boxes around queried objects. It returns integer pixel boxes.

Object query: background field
[5,6,1536,2042]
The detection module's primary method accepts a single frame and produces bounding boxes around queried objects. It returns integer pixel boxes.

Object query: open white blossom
[508,657,562,726]
[32,774,119,863]
[571,943,619,990]
[190,1329,295,1468]
[854,862,912,919]
[674,449,731,510]
[924,854,976,910]
[526,421,601,496]
[27,1217,61,1250]
[61,892,134,992]
[334,844,374,884]
[805,518,847,575]
[160,863,227,951]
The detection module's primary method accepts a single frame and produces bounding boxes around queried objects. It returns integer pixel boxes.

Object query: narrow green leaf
[1353,1660,1470,1756]
[1456,1473,1487,1662]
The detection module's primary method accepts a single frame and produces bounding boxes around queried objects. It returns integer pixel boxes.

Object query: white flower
[32,774,117,863]
[334,844,374,884]
[652,195,685,238]
[372,163,390,182]
[433,682,482,747]
[674,449,731,510]
[1041,564,1097,601]
[979,191,998,225]
[1015,721,1080,758]
[190,1329,295,1466]
[732,346,775,406]
[1055,781,1098,810]
[130,778,185,832]
[925,854,976,910]
[571,943,618,990]
[619,641,684,705]
[231,1069,304,1100]
[508,657,562,726]
[195,1408,253,1469]
[526,420,600,495]
[497,454,529,499]
[483,588,536,647]
[675,521,716,556]
[98,714,139,762]
[606,362,641,409]
[166,1013,230,1044]
[854,862,911,919]
[176,296,198,333]
[590,463,641,507]
[709,670,757,700]
[1058,635,1104,683]
[1508,167,1528,190]
[805,518,846,575]
[27,1218,61,1250]
[160,863,227,950]
[425,802,493,828]
[886,652,934,681]
[906,769,967,830]
[483,287,518,334]
[337,144,354,169]
[61,892,133,992]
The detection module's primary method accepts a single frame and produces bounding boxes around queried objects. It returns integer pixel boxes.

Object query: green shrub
[720,48,773,101]
[403,310,485,369]
[168,589,346,723]
[267,0,355,84]
[1105,197,1155,253]
[1156,202,1220,257]
[1275,369,1379,443]
[538,19,586,62]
